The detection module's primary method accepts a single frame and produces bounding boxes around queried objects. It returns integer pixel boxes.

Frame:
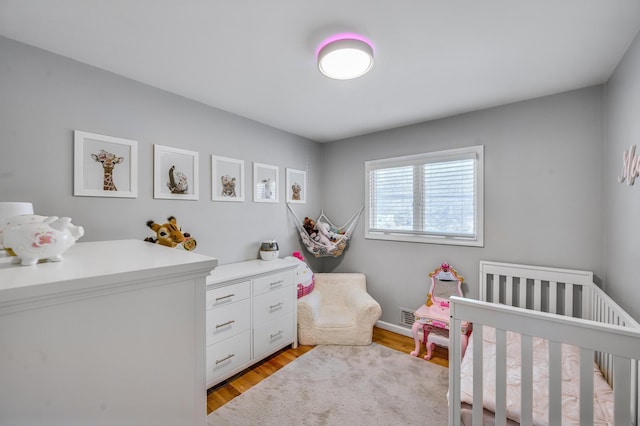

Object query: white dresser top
[206,258,298,287]
[0,239,218,305]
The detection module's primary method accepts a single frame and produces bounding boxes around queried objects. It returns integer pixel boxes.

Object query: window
[365,145,484,246]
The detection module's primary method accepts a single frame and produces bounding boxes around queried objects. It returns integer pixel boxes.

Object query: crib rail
[479,261,640,387]
[479,261,593,317]
[449,297,640,426]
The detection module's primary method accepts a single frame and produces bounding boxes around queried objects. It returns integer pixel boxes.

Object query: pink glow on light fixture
[317,33,375,80]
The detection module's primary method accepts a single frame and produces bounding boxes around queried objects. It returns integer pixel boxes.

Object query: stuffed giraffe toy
[144,216,197,250]
[91,150,123,191]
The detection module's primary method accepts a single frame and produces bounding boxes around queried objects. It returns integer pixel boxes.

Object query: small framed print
[212,155,245,202]
[253,162,279,203]
[153,144,199,200]
[73,130,138,198]
[286,168,306,204]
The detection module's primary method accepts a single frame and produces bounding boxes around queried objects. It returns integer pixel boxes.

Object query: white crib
[448,261,640,426]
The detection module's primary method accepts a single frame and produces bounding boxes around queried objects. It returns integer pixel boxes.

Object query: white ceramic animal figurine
[0,214,47,249]
[4,216,85,266]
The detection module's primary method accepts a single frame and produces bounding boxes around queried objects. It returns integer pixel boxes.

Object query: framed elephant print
[153,144,199,200]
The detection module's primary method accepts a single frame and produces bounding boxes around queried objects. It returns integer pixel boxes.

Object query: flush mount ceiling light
[317,33,374,80]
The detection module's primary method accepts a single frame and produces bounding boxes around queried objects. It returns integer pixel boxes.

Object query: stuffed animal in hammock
[302,217,336,249]
[144,216,197,250]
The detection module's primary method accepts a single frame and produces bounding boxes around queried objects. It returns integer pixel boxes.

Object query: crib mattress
[459,326,615,425]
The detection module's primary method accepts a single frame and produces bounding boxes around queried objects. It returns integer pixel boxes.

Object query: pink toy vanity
[410,263,472,360]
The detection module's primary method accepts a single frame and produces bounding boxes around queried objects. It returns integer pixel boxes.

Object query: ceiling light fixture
[317,33,374,80]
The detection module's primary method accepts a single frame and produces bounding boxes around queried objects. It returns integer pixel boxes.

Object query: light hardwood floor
[206,326,449,414]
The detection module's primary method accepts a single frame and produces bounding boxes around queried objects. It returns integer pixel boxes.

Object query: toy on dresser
[144,216,196,251]
[2,215,84,266]
[410,262,472,360]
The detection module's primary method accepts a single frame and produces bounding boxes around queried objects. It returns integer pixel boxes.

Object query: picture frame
[286,168,306,204]
[253,162,279,203]
[73,130,138,198]
[211,155,245,202]
[153,144,199,200]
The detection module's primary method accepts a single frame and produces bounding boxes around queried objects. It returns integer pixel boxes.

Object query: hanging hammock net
[287,205,364,258]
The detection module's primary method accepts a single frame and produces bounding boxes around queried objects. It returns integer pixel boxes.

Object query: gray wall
[5,33,636,328]
[0,36,322,266]
[321,87,605,326]
[605,30,640,321]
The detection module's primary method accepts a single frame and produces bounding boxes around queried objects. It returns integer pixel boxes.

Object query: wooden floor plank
[206,327,448,414]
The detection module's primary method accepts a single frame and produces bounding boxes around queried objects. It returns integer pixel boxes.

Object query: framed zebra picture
[153,145,199,200]
[253,162,279,203]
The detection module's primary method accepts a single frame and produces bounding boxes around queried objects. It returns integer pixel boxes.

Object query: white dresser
[0,239,217,426]
[205,259,298,389]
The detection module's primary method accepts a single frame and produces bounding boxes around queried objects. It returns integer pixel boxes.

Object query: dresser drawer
[253,286,294,324]
[206,280,250,309]
[206,298,251,346]
[206,330,251,386]
[253,270,294,296]
[253,312,294,359]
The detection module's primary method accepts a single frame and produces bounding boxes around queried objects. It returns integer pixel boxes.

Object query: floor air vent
[400,308,415,327]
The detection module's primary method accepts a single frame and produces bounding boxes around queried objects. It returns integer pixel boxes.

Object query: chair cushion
[315,305,356,328]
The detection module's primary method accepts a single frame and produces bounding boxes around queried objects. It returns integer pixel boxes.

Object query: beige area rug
[207,343,449,426]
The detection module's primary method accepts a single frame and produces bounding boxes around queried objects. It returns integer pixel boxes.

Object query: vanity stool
[410,263,472,360]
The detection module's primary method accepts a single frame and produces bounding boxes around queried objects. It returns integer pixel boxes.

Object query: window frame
[364,145,484,247]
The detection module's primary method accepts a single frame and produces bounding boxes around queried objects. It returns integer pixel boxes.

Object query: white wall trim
[376,320,412,338]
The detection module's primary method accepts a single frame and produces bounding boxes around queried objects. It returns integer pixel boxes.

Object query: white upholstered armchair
[297,273,382,345]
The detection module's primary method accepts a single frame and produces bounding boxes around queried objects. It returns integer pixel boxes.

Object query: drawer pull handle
[215,353,235,365]
[215,294,235,301]
[215,320,235,328]
[270,330,283,339]
[269,302,283,310]
[270,280,283,287]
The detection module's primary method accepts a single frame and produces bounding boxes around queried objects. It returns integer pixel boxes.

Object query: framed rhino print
[212,155,245,202]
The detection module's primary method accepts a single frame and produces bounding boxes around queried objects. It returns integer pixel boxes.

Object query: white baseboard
[375,320,412,338]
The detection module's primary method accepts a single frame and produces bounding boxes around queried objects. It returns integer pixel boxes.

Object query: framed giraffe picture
[73,130,138,198]
[153,144,199,200]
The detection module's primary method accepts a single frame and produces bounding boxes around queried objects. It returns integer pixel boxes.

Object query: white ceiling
[1,1,640,143]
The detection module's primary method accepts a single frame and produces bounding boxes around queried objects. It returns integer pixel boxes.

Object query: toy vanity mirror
[427,262,464,306]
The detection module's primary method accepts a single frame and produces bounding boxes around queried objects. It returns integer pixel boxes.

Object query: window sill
[365,231,484,247]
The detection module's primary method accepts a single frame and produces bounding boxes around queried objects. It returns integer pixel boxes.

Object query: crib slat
[633,360,639,426]
[533,279,541,311]
[565,283,574,317]
[549,281,557,314]
[520,335,533,426]
[449,317,462,426]
[579,348,594,424]
[614,356,632,425]
[506,276,513,306]
[472,326,484,424]
[519,277,526,308]
[548,341,562,423]
[494,329,507,425]
[492,274,500,303]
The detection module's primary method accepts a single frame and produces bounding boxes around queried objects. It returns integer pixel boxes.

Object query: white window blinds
[365,146,484,246]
